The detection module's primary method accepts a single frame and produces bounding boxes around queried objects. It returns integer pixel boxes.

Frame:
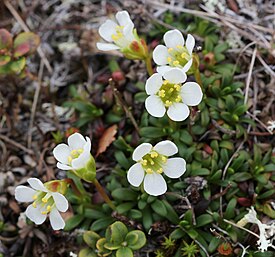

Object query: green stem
[145,56,154,76]
[93,179,116,211]
[65,178,84,197]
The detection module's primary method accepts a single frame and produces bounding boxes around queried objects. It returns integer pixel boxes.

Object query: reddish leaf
[0,55,11,66]
[0,29,13,50]
[13,32,40,57]
[13,42,30,58]
[96,124,118,157]
[237,197,252,207]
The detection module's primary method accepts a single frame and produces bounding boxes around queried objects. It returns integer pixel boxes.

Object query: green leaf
[79,248,97,257]
[230,172,252,182]
[151,199,167,217]
[83,231,100,249]
[64,214,84,231]
[116,202,136,214]
[208,237,221,253]
[0,29,12,49]
[179,130,193,145]
[13,32,40,57]
[170,228,185,239]
[112,188,138,201]
[116,247,133,257]
[191,168,210,176]
[140,127,166,138]
[196,214,213,227]
[0,55,11,66]
[162,200,180,224]
[224,198,237,219]
[142,207,153,231]
[114,151,131,169]
[91,217,114,231]
[129,209,142,219]
[126,230,146,250]
[105,221,128,245]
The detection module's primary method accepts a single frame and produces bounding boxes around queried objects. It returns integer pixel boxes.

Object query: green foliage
[0,29,40,76]
[80,221,146,257]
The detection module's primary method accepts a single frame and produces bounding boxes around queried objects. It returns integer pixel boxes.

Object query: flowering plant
[127,140,186,196]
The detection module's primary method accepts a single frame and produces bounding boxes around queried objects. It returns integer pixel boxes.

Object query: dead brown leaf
[96,125,118,157]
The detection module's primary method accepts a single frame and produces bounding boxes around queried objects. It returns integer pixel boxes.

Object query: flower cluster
[127,140,186,196]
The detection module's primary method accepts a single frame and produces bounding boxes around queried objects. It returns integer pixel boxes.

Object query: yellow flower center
[32,192,55,215]
[166,45,191,68]
[140,150,167,174]
[67,148,84,164]
[157,80,182,107]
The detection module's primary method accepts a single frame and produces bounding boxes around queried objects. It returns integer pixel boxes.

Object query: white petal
[26,204,47,225]
[123,24,135,41]
[49,208,65,230]
[116,11,133,28]
[167,103,190,121]
[145,73,163,95]
[181,59,193,73]
[153,140,178,156]
[27,178,48,192]
[145,95,166,118]
[132,143,152,161]
[98,19,117,42]
[163,68,187,84]
[144,173,167,196]
[156,65,173,75]
[52,193,69,212]
[153,45,169,65]
[53,143,70,165]
[68,133,86,150]
[71,138,91,169]
[127,163,145,187]
[181,82,203,106]
[163,158,186,178]
[57,162,73,170]
[164,29,184,49]
[185,34,195,55]
[15,186,36,202]
[97,42,120,51]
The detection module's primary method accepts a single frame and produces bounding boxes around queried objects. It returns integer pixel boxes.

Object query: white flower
[153,30,195,75]
[97,11,135,52]
[127,140,186,196]
[15,178,68,230]
[145,69,203,121]
[53,133,91,171]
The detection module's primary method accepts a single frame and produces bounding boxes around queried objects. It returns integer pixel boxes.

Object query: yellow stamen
[169,88,174,93]
[32,202,37,208]
[41,211,47,215]
[175,96,182,102]
[150,161,155,165]
[146,168,153,174]
[156,168,163,174]
[77,148,83,154]
[150,152,158,158]
[165,100,172,107]
[68,156,73,163]
[163,80,169,85]
[174,84,181,91]
[176,45,183,49]
[173,60,179,66]
[47,206,51,212]
[181,52,188,59]
[42,198,48,203]
[32,195,38,200]
[167,57,172,62]
[168,48,173,53]
[162,156,167,163]
[158,90,165,98]
[141,159,148,166]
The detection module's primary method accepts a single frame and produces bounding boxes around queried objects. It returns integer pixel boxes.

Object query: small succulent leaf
[105,221,128,245]
[79,247,97,257]
[9,57,26,73]
[104,242,121,250]
[0,29,12,49]
[126,230,146,250]
[13,42,30,57]
[0,55,11,66]
[13,32,40,56]
[83,231,101,249]
[116,247,133,257]
[96,238,107,251]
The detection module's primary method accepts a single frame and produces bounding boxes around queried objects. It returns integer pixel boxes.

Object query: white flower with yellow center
[145,69,203,121]
[15,178,68,230]
[53,132,91,171]
[153,30,195,75]
[127,141,186,196]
